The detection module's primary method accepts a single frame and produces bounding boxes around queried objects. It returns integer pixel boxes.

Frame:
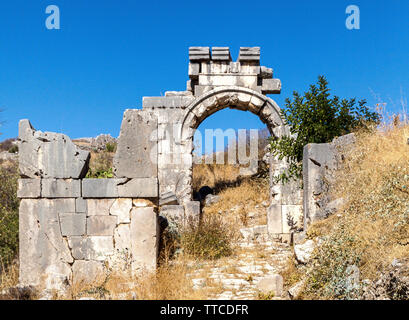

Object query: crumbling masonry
[17,47,304,292]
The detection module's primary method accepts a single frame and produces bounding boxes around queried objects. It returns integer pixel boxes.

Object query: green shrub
[86,151,114,178]
[0,163,19,267]
[270,75,380,183]
[8,145,18,154]
[105,142,116,153]
[180,215,233,260]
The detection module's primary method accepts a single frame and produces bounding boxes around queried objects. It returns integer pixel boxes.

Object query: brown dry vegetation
[291,121,409,299]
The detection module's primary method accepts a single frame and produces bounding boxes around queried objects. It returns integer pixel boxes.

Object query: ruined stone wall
[17,119,160,292]
[303,133,356,229]
[17,47,305,292]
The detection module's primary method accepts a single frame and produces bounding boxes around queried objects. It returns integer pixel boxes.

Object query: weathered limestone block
[294,240,315,264]
[160,205,185,225]
[18,119,90,179]
[109,198,132,223]
[72,260,105,287]
[189,47,210,61]
[113,109,158,179]
[256,274,284,297]
[87,199,115,216]
[238,47,260,62]
[267,204,282,235]
[41,179,81,198]
[184,201,200,225]
[281,205,303,234]
[19,199,75,290]
[303,134,355,229]
[59,212,86,236]
[75,197,87,213]
[114,224,131,252]
[142,96,194,109]
[188,63,200,79]
[17,179,41,198]
[68,236,114,261]
[260,66,273,79]
[87,216,117,236]
[211,47,231,61]
[82,178,126,198]
[117,178,158,198]
[130,207,159,272]
[159,191,178,206]
[261,79,281,94]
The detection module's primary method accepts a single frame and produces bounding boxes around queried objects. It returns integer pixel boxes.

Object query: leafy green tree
[270,75,380,183]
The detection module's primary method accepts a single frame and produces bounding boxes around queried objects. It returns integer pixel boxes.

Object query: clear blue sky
[0,0,408,141]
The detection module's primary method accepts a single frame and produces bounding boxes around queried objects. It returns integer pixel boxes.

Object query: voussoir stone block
[17,179,41,198]
[130,207,159,272]
[18,119,90,179]
[59,212,86,236]
[113,109,158,179]
[87,216,117,236]
[41,179,81,198]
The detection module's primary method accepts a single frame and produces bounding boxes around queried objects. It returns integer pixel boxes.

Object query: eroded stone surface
[18,119,90,179]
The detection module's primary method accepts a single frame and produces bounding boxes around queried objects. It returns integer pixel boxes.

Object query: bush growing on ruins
[105,142,116,153]
[0,163,19,268]
[270,75,380,183]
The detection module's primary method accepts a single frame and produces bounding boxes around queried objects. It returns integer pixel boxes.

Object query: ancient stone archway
[16,47,303,292]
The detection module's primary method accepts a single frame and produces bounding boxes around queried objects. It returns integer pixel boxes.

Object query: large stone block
[72,260,105,287]
[17,179,41,198]
[130,207,159,272]
[160,205,185,225]
[238,47,260,62]
[117,178,158,198]
[19,199,74,290]
[59,212,86,236]
[75,197,87,213]
[68,236,114,261]
[113,109,158,179]
[18,119,90,179]
[41,179,81,198]
[82,178,126,198]
[211,47,231,61]
[189,47,210,61]
[256,274,284,297]
[267,204,282,234]
[109,198,132,223]
[87,199,115,216]
[261,79,281,94]
[142,96,194,109]
[87,216,117,236]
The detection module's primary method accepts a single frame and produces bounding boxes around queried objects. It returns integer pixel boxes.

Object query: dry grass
[192,163,240,192]
[0,261,19,292]
[299,120,409,299]
[202,178,269,228]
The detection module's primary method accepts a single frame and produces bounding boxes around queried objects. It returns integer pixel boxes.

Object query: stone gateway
[17,47,305,292]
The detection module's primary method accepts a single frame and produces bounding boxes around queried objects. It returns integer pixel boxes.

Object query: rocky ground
[185,235,292,300]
